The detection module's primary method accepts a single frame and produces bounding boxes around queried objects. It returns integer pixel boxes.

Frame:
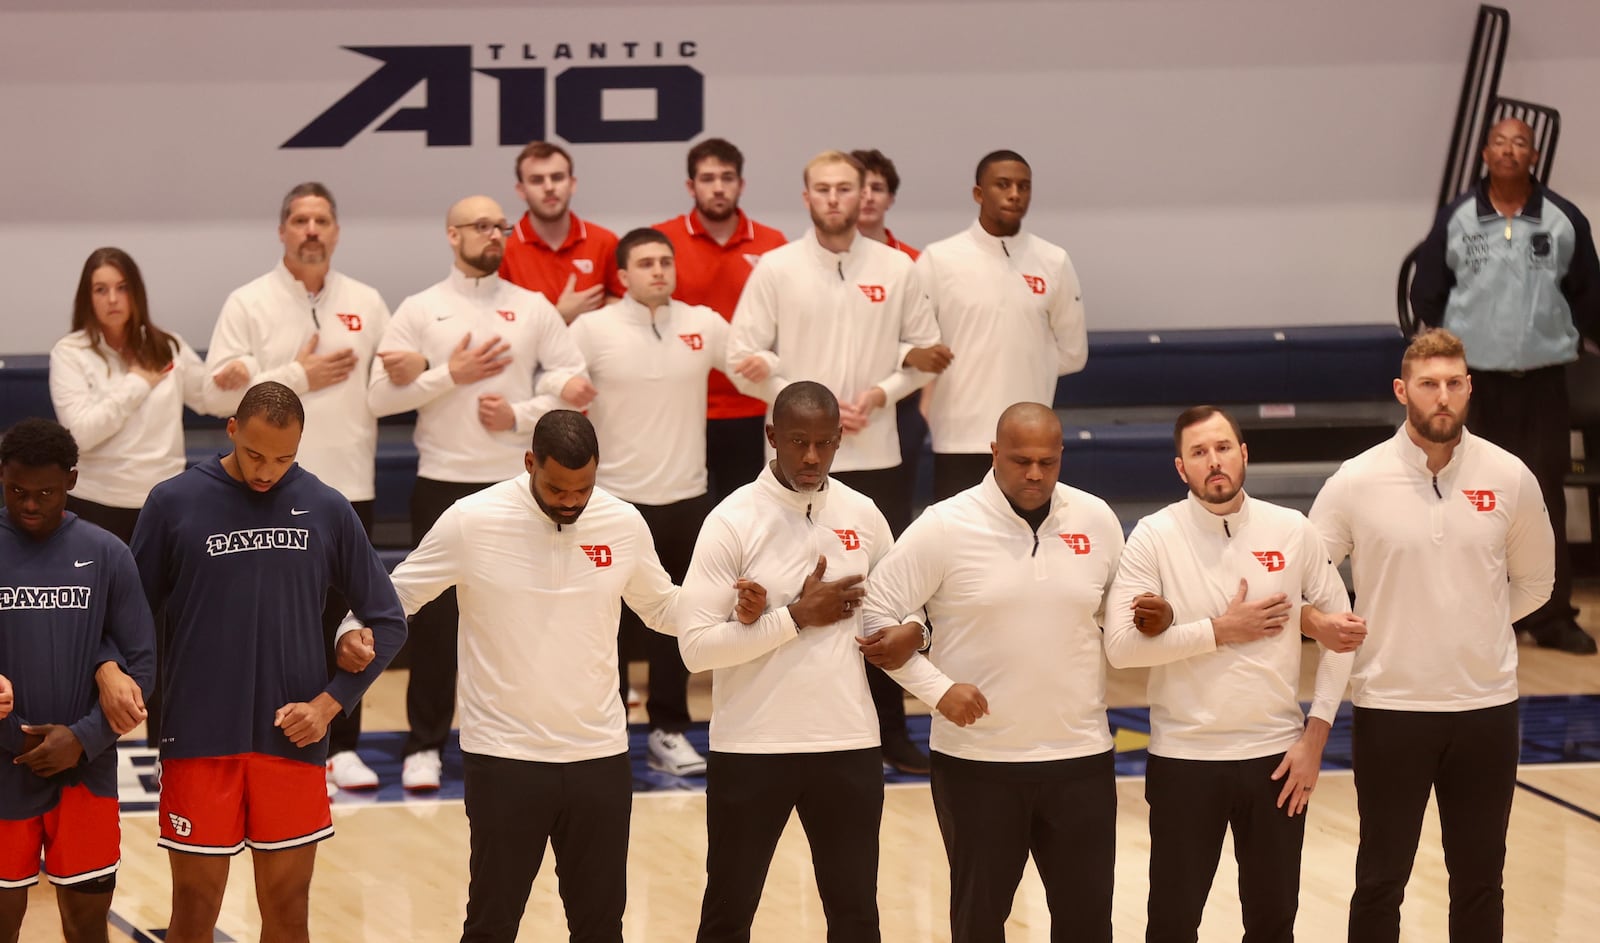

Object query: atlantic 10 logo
[284,43,705,148]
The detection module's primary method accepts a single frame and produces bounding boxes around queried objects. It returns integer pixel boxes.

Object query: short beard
[1189,471,1244,507]
[533,486,585,526]
[1408,404,1466,444]
[459,246,503,275]
[696,198,735,223]
[810,208,860,238]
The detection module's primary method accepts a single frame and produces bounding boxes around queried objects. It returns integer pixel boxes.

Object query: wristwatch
[917,623,933,654]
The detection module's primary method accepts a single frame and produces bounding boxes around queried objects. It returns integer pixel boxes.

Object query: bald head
[447,195,510,276]
[1483,117,1537,183]
[990,402,1062,511]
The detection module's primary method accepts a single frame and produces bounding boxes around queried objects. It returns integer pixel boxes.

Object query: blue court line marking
[1514,778,1600,825]
[107,908,235,942]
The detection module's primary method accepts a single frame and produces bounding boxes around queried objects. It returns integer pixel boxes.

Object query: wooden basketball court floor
[17,626,1600,941]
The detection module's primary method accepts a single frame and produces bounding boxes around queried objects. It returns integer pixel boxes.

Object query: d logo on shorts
[168,813,194,838]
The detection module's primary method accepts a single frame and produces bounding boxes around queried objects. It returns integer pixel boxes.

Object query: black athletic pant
[931,751,1116,943]
[616,493,713,732]
[1348,703,1519,943]
[1469,366,1576,638]
[460,751,632,943]
[696,749,883,943]
[322,499,374,755]
[832,467,911,740]
[1144,753,1307,943]
[933,453,995,502]
[406,477,496,756]
[66,495,140,543]
[896,395,928,505]
[707,416,767,503]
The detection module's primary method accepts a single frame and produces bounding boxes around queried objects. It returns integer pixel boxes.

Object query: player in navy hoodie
[131,382,406,943]
[0,418,155,943]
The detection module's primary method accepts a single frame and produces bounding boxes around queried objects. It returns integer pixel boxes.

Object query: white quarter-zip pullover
[864,473,1124,762]
[368,268,586,484]
[203,262,389,501]
[351,476,677,762]
[1104,493,1355,761]
[568,296,728,505]
[49,331,208,508]
[917,222,1087,454]
[678,467,892,753]
[1309,426,1553,712]
[725,232,941,472]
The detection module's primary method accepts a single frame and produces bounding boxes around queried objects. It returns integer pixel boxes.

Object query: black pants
[1348,703,1519,943]
[406,478,496,756]
[896,395,928,505]
[932,751,1116,943]
[933,453,995,502]
[832,467,911,739]
[707,416,767,503]
[697,749,883,943]
[322,500,374,754]
[1144,753,1307,943]
[617,494,712,732]
[1469,366,1575,637]
[461,751,632,943]
[66,495,140,543]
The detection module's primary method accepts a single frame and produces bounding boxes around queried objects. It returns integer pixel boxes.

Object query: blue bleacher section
[0,324,1406,523]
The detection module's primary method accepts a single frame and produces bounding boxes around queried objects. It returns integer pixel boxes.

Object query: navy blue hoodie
[131,456,406,765]
[0,513,155,819]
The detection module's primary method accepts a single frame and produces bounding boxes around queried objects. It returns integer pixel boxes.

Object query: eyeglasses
[450,219,513,238]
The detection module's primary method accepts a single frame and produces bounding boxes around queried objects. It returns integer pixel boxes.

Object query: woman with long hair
[48,247,242,541]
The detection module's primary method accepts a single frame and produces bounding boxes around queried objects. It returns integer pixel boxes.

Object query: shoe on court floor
[881,731,931,775]
[402,749,443,792]
[626,686,644,708]
[647,729,707,777]
[1535,621,1599,655]
[327,780,338,800]
[327,750,380,791]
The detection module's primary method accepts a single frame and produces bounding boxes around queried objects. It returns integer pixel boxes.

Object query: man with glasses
[201,181,392,795]
[368,194,593,792]
[500,141,624,324]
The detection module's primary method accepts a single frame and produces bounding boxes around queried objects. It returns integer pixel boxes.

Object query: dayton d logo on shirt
[1251,550,1286,572]
[833,529,861,551]
[1463,490,1497,512]
[581,545,613,567]
[1058,534,1091,554]
[678,334,704,351]
[336,313,363,331]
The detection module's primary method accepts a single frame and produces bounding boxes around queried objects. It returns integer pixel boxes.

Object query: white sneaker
[327,750,379,791]
[647,729,707,777]
[626,686,644,708]
[327,780,339,800]
[402,749,442,792]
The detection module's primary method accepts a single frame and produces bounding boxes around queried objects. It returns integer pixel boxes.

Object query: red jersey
[884,229,920,261]
[500,212,624,303]
[654,209,788,420]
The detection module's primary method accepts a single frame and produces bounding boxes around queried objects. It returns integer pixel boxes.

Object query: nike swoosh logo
[291,509,310,516]
[435,314,454,321]
[74,560,94,567]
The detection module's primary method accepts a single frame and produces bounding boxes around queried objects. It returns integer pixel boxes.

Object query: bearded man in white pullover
[725,149,953,775]
[860,402,1124,942]
[1309,329,1553,943]
[1104,405,1365,943]
[367,195,595,791]
[202,181,391,792]
[678,381,890,943]
[340,410,766,943]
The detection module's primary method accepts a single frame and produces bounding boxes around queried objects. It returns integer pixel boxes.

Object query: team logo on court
[167,813,193,838]
[857,285,886,303]
[1463,490,1497,511]
[581,544,612,567]
[1251,551,1286,572]
[833,529,861,551]
[1058,534,1091,554]
[678,334,704,350]
[1022,275,1047,294]
[336,313,363,331]
[496,309,517,322]
[573,259,595,274]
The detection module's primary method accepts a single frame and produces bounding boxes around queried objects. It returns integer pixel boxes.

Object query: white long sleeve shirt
[48,330,208,509]
[863,473,1123,762]
[359,476,678,763]
[677,467,891,753]
[568,296,728,505]
[1104,493,1355,761]
[725,232,941,472]
[202,262,390,501]
[1309,426,1553,712]
[917,222,1087,454]
[368,268,585,484]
